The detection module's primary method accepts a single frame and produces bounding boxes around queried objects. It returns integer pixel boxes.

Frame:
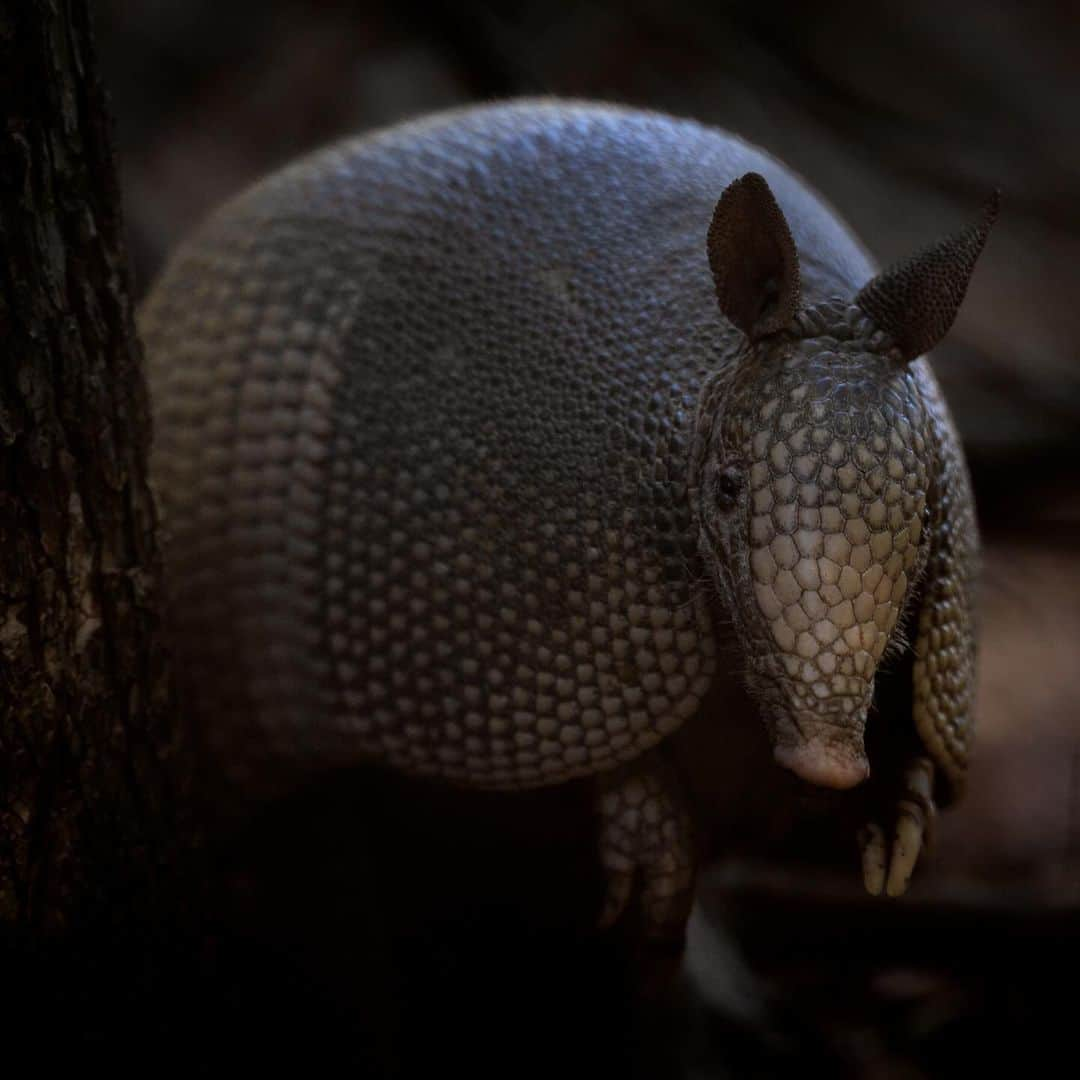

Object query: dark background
[90,1,1080,1074]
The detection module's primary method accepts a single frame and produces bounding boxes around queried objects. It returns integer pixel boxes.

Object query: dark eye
[715,467,743,511]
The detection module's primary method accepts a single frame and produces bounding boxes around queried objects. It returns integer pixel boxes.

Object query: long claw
[859,756,937,898]
[858,822,888,896]
[885,809,924,897]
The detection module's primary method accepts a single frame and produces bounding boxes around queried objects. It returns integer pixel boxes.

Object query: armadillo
[140,100,991,938]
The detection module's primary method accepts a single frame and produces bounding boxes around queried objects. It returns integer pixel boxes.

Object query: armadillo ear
[707,172,801,341]
[856,191,999,363]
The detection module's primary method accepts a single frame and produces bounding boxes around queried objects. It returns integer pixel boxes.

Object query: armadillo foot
[594,756,696,942]
[858,755,937,898]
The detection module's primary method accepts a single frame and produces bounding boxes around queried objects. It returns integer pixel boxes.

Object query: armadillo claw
[885,808,924,897]
[857,822,888,896]
[859,756,937,899]
[858,815,923,898]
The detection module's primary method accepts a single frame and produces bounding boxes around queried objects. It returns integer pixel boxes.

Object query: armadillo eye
[716,467,743,511]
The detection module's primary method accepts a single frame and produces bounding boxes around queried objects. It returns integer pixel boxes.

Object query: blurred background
[92,1,1079,1075]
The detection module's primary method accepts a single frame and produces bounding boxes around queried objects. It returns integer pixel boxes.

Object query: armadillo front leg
[858,754,937,897]
[595,755,697,940]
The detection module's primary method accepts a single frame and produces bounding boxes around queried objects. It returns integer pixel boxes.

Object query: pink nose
[773,742,870,790]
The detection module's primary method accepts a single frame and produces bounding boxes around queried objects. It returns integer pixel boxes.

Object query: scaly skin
[140,101,984,939]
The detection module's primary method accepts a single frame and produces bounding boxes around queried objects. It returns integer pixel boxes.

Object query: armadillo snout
[750,666,874,789]
[770,715,871,789]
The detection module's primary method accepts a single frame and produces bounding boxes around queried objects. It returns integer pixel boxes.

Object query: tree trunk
[0,0,182,932]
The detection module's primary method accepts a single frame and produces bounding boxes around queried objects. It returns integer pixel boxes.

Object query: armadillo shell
[140,100,876,796]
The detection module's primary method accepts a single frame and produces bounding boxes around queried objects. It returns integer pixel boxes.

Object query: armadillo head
[693,173,996,790]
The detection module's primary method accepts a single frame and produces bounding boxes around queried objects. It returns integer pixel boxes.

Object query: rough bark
[0,0,181,931]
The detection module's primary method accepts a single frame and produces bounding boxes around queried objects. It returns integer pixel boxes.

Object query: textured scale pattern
[910,372,979,794]
[735,310,931,723]
[140,100,977,812]
[687,300,972,782]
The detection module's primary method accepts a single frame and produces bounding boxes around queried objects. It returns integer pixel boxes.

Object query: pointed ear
[856,191,999,363]
[706,172,801,341]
